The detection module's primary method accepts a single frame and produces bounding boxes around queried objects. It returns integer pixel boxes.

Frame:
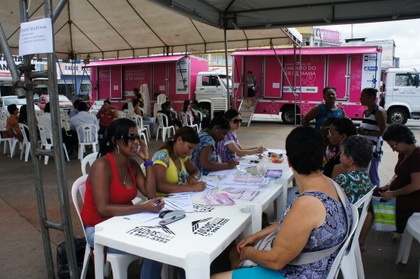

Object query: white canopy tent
[1,0,303,60]
[1,0,420,61]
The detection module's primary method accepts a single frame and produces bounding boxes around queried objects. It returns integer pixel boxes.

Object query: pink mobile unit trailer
[232,46,382,124]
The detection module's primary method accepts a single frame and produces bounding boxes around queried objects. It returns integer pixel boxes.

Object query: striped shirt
[360,105,383,158]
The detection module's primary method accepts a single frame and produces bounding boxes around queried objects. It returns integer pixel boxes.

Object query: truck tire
[387,107,408,125]
[281,107,300,124]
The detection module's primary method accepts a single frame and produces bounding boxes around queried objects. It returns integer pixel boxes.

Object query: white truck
[382,68,420,124]
[194,71,232,117]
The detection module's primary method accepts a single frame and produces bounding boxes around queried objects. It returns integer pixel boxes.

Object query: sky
[319,18,420,69]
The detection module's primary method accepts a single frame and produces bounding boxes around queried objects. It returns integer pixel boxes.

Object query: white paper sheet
[163,195,194,212]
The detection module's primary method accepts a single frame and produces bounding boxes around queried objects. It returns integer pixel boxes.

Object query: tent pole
[224,28,230,109]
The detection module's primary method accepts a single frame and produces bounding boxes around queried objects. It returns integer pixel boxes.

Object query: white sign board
[19,18,53,56]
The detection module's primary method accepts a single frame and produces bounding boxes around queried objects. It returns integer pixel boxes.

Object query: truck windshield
[218,75,232,88]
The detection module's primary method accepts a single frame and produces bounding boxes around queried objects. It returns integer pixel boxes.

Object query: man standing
[243,70,257,98]
[358,87,387,187]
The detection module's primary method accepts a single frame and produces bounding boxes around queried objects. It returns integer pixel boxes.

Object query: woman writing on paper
[212,126,352,279]
[151,126,206,193]
[217,109,266,163]
[142,126,205,279]
[359,124,420,250]
[191,116,238,175]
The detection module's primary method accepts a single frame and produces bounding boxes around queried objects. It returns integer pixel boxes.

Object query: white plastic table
[94,206,251,279]
[202,158,294,234]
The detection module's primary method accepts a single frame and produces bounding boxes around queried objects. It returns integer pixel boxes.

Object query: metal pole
[44,0,79,278]
[18,1,58,277]
[224,28,231,109]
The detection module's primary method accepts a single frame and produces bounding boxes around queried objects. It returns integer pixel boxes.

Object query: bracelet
[144,161,153,167]
[190,175,199,181]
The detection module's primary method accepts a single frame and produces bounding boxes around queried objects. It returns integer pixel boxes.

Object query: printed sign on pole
[19,18,53,56]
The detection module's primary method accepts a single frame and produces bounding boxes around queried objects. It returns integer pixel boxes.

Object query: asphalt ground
[1,118,420,278]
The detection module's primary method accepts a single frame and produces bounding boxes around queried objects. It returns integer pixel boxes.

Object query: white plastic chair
[0,119,15,156]
[196,110,203,131]
[327,203,359,279]
[61,113,71,132]
[179,111,199,132]
[340,188,374,279]
[130,115,149,144]
[156,94,167,104]
[396,212,420,279]
[81,152,99,175]
[38,124,70,165]
[155,112,175,141]
[210,97,227,119]
[71,175,139,279]
[76,124,99,160]
[18,123,31,162]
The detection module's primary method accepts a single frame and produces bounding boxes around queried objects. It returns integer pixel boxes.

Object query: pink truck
[231,46,382,124]
[87,55,209,112]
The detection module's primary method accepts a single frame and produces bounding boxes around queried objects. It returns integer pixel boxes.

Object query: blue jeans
[84,226,125,254]
[141,259,185,279]
[369,157,380,187]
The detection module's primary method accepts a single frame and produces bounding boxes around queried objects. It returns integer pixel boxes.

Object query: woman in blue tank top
[301,86,347,130]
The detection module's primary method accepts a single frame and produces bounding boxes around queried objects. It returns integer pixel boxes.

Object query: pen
[153,199,161,207]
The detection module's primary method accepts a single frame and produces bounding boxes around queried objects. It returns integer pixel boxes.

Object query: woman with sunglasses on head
[359,124,420,251]
[217,109,266,163]
[81,118,163,252]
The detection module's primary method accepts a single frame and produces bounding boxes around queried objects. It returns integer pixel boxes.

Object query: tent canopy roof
[1,0,420,60]
[232,46,382,56]
[150,0,420,30]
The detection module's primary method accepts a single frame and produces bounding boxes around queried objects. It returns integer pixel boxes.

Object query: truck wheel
[387,108,408,125]
[281,107,299,124]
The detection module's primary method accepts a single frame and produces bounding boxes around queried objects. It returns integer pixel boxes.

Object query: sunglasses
[232,119,243,124]
[127,134,141,141]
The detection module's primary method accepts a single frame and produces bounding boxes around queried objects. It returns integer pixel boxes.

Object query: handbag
[372,196,396,231]
[239,230,277,267]
[239,180,351,268]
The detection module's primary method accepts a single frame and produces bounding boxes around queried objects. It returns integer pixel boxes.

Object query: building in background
[343,39,396,69]
[0,55,91,98]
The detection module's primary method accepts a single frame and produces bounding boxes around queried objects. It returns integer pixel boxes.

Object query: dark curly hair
[383,124,416,145]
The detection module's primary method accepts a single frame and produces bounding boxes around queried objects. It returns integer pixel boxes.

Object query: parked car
[37,94,73,111]
[74,93,93,107]
[0,95,40,115]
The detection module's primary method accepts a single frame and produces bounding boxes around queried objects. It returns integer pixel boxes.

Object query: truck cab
[383,68,420,124]
[194,72,231,117]
[194,72,231,101]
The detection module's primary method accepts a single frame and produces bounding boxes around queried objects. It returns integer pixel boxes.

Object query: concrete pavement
[1,119,419,278]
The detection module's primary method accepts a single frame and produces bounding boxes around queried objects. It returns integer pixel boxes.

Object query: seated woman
[217,109,266,162]
[323,117,357,178]
[181,99,200,125]
[151,126,206,193]
[211,126,352,279]
[142,127,206,278]
[191,116,238,175]
[359,124,420,251]
[334,135,375,204]
[132,98,155,136]
[3,104,23,141]
[80,118,163,251]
